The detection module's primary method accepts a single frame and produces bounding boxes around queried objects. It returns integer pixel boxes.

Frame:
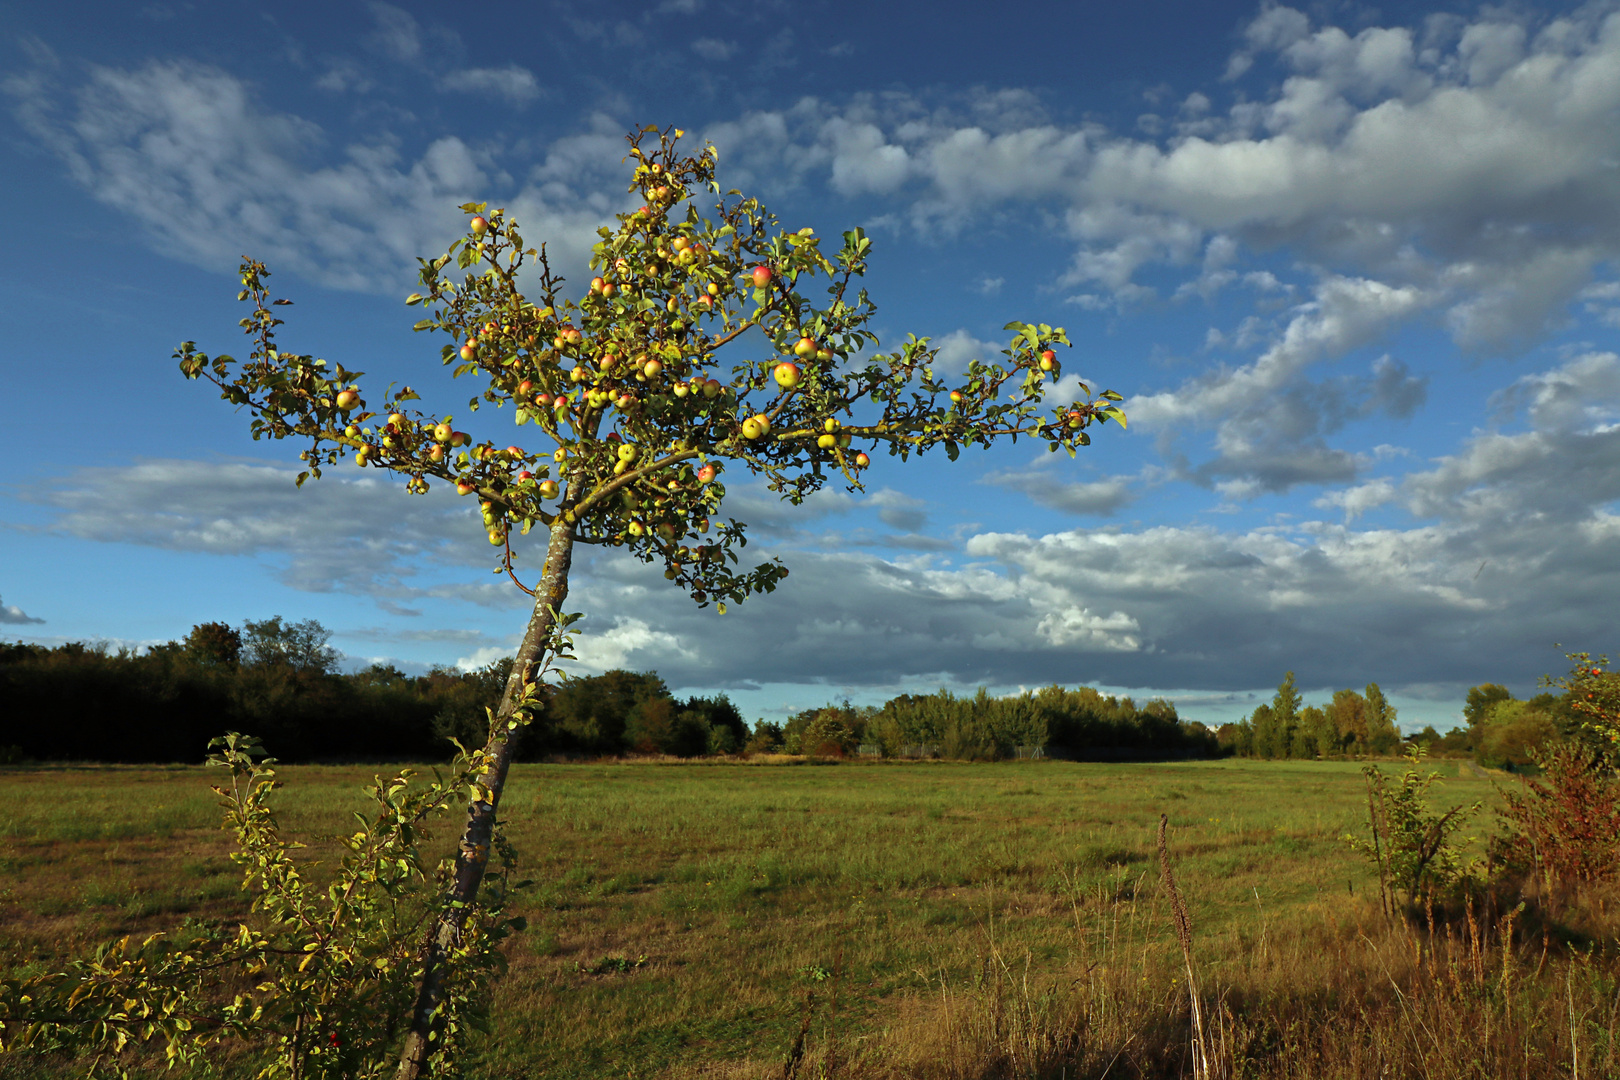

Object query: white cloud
[0,596,45,625]
[928,329,1000,377]
[365,2,422,62]
[439,65,542,105]
[694,6,1620,355]
[690,38,736,62]
[34,458,507,604]
[980,465,1135,516]
[4,60,612,291]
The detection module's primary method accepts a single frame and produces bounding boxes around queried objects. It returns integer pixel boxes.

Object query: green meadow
[3,757,1615,1078]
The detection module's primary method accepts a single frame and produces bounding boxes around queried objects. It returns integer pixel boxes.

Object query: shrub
[1492,741,1620,886]
[1347,748,1481,914]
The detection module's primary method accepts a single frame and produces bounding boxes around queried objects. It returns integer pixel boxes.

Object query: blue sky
[3,0,1618,732]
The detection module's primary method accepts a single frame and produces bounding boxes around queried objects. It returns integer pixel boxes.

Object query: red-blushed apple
[451,431,469,447]
[470,216,488,235]
[854,451,870,468]
[794,336,817,359]
[456,480,475,495]
[506,446,524,460]
[697,463,717,484]
[537,392,554,406]
[428,444,445,463]
[949,391,963,404]
[751,265,772,289]
[774,361,802,389]
[517,470,533,481]
[590,277,605,294]
[433,423,453,443]
[538,479,559,499]
[643,358,664,378]
[459,342,477,361]
[518,380,534,396]
[1039,350,1057,372]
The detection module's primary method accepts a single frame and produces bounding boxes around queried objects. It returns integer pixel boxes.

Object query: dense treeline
[1219,670,1588,766]
[0,621,748,765]
[743,686,1215,760]
[1,620,1217,763]
[22,621,1592,767]
[0,620,505,763]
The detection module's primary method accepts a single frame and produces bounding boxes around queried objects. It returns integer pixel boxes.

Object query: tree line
[748,686,1215,760]
[1219,670,1590,767]
[1,619,1219,763]
[0,620,753,765]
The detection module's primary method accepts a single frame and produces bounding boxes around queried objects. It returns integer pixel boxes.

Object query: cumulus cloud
[4,59,609,291]
[1126,277,1432,493]
[980,464,1135,516]
[0,596,45,625]
[690,38,736,62]
[699,5,1619,354]
[439,65,542,105]
[33,458,505,602]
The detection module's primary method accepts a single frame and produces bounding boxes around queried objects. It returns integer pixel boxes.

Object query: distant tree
[744,719,784,754]
[1437,726,1472,754]
[183,621,242,667]
[1331,688,1369,754]
[624,695,680,754]
[1271,671,1302,757]
[802,711,859,757]
[241,616,340,674]
[550,669,668,754]
[1250,703,1279,759]
[1477,699,1561,769]
[354,662,410,686]
[1298,705,1337,758]
[1216,721,1251,756]
[1464,683,1513,731]
[1408,725,1442,748]
[681,693,746,751]
[1365,682,1401,754]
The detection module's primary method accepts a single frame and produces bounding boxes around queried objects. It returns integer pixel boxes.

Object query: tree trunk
[396,518,577,1079]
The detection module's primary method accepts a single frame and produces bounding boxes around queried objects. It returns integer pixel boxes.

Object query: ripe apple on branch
[174,123,1126,1076]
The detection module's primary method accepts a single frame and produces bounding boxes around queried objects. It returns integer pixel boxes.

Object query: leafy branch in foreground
[0,729,530,1079]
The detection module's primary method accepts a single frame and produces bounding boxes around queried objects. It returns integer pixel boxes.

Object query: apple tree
[171,125,1124,1075]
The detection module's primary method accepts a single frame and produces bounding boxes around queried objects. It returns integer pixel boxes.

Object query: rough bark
[396,518,576,1079]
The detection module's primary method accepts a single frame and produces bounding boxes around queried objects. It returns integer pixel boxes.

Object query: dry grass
[2,757,1616,1078]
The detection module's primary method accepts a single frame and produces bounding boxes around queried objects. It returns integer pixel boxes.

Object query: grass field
[2,756,1615,1078]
